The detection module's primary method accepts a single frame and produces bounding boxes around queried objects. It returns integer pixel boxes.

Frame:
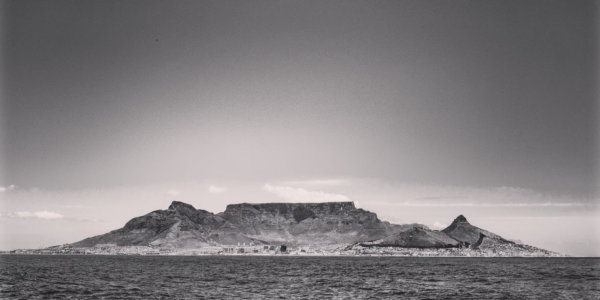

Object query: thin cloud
[0,185,16,192]
[1,211,100,222]
[356,183,595,209]
[282,179,349,186]
[14,211,64,220]
[389,202,591,207]
[64,217,102,223]
[166,189,181,197]
[208,185,227,194]
[262,184,350,203]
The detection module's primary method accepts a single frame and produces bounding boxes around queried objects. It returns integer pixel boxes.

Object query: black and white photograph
[1,0,599,298]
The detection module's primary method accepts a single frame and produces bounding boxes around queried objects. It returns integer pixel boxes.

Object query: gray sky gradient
[0,0,598,254]
[3,0,597,196]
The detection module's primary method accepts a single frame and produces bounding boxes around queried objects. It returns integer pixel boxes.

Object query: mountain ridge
[71,200,558,256]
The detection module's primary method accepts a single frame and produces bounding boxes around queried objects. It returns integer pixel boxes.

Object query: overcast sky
[1,0,598,255]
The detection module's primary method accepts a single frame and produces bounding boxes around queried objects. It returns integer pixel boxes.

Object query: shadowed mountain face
[72,201,550,254]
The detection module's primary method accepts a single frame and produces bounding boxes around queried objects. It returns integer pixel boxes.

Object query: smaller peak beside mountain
[441,215,470,234]
[452,214,469,224]
[442,214,505,245]
[168,201,196,211]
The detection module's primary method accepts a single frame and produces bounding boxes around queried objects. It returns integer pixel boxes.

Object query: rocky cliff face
[218,202,395,245]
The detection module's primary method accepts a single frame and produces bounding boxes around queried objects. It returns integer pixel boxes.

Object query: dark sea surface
[1,255,599,299]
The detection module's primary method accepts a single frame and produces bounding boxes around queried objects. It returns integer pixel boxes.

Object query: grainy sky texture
[1,0,598,255]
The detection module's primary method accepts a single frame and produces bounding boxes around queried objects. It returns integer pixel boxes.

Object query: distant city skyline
[1,0,598,256]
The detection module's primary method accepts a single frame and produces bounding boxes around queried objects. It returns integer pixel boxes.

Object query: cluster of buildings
[5,243,331,256]
[6,244,173,256]
[4,242,562,257]
[348,245,563,257]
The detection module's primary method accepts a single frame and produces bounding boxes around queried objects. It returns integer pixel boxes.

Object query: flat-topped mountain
[72,201,557,255]
[74,201,400,248]
[218,202,398,245]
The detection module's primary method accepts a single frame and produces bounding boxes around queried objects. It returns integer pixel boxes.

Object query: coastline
[2,245,566,258]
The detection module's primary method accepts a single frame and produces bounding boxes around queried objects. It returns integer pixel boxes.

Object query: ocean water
[1,255,599,299]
